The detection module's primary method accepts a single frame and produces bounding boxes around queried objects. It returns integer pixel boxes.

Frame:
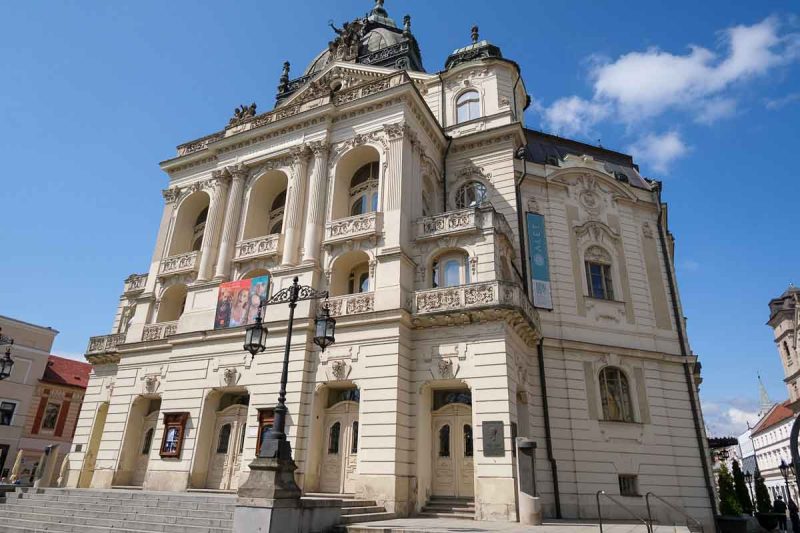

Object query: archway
[241,171,289,240]
[430,388,474,498]
[317,385,360,494]
[331,145,381,220]
[114,397,161,487]
[330,250,371,297]
[169,191,210,256]
[77,402,109,488]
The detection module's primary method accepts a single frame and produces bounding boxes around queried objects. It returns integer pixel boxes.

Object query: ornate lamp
[744,470,753,485]
[718,448,730,461]
[0,346,13,380]
[313,303,336,352]
[243,310,268,358]
[781,459,791,481]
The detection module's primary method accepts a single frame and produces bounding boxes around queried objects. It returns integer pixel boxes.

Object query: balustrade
[86,333,126,355]
[123,273,148,294]
[326,293,375,318]
[324,212,382,244]
[234,234,284,262]
[158,251,199,277]
[142,321,179,342]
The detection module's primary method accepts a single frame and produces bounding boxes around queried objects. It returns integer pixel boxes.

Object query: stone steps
[419,495,475,519]
[339,511,396,525]
[303,492,396,526]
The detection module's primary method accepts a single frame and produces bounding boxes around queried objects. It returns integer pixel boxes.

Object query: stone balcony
[324,212,382,245]
[158,251,199,278]
[414,206,515,243]
[123,273,148,294]
[86,333,126,356]
[411,281,541,346]
[326,292,375,318]
[233,234,283,263]
[142,321,178,342]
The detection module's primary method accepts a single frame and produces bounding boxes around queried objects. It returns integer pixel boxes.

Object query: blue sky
[1,1,798,436]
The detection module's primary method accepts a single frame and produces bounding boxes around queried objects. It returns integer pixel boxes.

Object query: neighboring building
[749,401,797,502]
[768,286,800,401]
[67,1,715,527]
[0,316,57,479]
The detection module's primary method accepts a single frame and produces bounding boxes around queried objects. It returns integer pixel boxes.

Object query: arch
[548,168,639,203]
[169,191,211,256]
[241,268,270,280]
[156,284,188,322]
[331,145,381,220]
[598,366,634,422]
[455,89,481,124]
[429,248,472,288]
[241,170,289,240]
[114,396,161,487]
[330,250,372,296]
[454,179,488,209]
[216,423,232,454]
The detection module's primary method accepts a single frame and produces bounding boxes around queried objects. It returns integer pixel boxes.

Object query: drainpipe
[654,182,718,519]
[537,339,561,518]
[514,148,529,295]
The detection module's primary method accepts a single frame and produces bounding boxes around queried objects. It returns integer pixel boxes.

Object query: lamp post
[243,276,335,459]
[780,459,795,503]
[0,327,15,381]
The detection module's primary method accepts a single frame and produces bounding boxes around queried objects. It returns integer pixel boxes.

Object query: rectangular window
[586,262,614,300]
[41,402,61,430]
[0,402,16,426]
[619,474,639,497]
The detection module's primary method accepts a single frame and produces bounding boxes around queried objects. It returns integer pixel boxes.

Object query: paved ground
[345,518,692,532]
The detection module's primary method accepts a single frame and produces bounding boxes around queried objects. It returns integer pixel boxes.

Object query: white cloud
[695,97,738,124]
[627,131,689,173]
[765,92,800,109]
[542,96,609,137]
[681,259,700,272]
[703,400,760,437]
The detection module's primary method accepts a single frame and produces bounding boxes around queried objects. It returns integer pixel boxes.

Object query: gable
[276,63,397,109]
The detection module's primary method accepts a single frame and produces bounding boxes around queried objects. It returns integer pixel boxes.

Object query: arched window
[599,367,633,422]
[141,428,154,455]
[432,252,471,288]
[347,264,371,294]
[456,90,481,123]
[328,422,341,454]
[439,425,451,457]
[269,191,286,234]
[351,421,359,454]
[463,424,473,457]
[217,423,231,453]
[455,181,487,209]
[350,162,380,216]
[784,341,793,365]
[192,208,209,252]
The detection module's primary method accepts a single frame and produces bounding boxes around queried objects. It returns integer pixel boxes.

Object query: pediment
[277,62,396,108]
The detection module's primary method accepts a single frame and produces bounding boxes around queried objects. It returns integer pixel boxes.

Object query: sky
[1,1,798,437]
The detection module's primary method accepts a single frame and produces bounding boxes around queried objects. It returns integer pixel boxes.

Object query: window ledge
[585,296,625,305]
[599,418,642,426]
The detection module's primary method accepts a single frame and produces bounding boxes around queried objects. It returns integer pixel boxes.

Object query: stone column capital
[306,141,329,157]
[225,163,249,181]
[162,187,181,205]
[383,122,408,141]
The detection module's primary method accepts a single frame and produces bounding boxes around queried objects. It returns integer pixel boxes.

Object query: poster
[214,276,270,329]
[526,213,553,309]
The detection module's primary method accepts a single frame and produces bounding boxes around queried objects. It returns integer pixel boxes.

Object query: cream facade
[68,1,715,527]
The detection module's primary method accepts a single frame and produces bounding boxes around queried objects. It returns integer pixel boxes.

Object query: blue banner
[526,212,553,309]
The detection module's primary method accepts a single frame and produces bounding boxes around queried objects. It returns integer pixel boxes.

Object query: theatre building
[67,1,715,527]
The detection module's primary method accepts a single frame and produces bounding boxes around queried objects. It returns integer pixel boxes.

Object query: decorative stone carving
[574,220,620,246]
[329,129,389,168]
[223,367,238,387]
[585,245,612,264]
[418,209,477,239]
[383,122,407,141]
[642,222,654,239]
[464,284,494,305]
[143,374,160,394]
[234,235,283,262]
[331,360,348,380]
[159,251,199,277]
[142,321,178,342]
[469,256,478,278]
[86,333,125,356]
[431,357,459,380]
[456,162,491,182]
[124,273,148,293]
[325,212,380,243]
[327,293,374,317]
[162,187,181,204]
[527,197,540,213]
[228,103,257,126]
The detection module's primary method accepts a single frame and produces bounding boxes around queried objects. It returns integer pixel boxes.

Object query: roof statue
[228,103,257,127]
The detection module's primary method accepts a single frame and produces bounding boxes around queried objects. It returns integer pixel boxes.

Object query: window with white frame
[456,90,480,123]
[599,366,634,422]
[432,251,471,288]
[0,401,16,426]
[584,246,615,300]
[455,181,487,209]
[349,162,379,216]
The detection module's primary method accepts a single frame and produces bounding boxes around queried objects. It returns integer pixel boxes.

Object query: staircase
[303,492,395,526]
[0,487,235,532]
[419,495,475,519]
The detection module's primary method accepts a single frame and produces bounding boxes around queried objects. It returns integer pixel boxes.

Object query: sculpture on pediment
[328,19,365,62]
[229,103,257,126]
[144,374,159,394]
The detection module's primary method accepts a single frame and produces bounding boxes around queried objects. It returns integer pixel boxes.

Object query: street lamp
[244,276,334,458]
[0,327,14,381]
[780,459,795,502]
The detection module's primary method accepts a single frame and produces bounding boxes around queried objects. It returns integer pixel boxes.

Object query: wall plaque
[482,420,505,457]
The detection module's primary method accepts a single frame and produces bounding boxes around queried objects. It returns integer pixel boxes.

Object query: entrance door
[431,403,474,497]
[130,411,158,486]
[319,400,359,494]
[205,404,247,490]
[78,402,109,488]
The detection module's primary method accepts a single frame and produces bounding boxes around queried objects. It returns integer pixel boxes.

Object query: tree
[731,460,753,515]
[718,463,743,516]
[754,470,773,514]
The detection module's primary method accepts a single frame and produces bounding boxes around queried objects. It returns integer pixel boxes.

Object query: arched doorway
[130,408,159,486]
[319,387,360,494]
[431,389,474,498]
[205,402,248,490]
[78,402,109,488]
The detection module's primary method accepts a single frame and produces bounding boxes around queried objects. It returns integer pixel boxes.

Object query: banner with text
[526,212,553,309]
[214,276,270,329]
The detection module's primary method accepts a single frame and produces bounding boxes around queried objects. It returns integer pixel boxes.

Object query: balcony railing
[124,273,148,294]
[234,234,283,262]
[86,333,126,356]
[324,212,382,245]
[159,251,199,277]
[142,321,178,342]
[413,281,541,334]
[327,293,375,318]
[414,206,514,243]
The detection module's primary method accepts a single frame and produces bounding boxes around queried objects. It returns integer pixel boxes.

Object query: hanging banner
[526,213,553,309]
[214,276,270,329]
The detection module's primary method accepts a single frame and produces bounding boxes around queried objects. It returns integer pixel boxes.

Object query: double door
[205,404,247,490]
[319,401,359,494]
[431,403,474,497]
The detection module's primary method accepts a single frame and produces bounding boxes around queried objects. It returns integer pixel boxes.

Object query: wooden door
[205,404,247,490]
[319,401,359,494]
[431,403,474,497]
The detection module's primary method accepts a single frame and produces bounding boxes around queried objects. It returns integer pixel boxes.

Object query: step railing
[645,492,704,532]
[596,490,652,533]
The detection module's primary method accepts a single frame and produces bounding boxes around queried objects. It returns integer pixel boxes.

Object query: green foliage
[731,460,753,515]
[718,464,743,516]
[754,471,773,513]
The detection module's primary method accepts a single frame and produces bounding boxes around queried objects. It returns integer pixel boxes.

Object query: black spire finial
[471,25,479,44]
[278,61,290,94]
[403,15,411,35]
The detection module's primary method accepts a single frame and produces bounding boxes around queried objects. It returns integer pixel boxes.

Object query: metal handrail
[645,492,704,532]
[596,490,652,533]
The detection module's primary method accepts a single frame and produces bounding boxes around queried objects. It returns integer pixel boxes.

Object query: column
[281,146,310,266]
[382,123,407,250]
[197,171,230,282]
[213,164,247,280]
[301,142,329,264]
